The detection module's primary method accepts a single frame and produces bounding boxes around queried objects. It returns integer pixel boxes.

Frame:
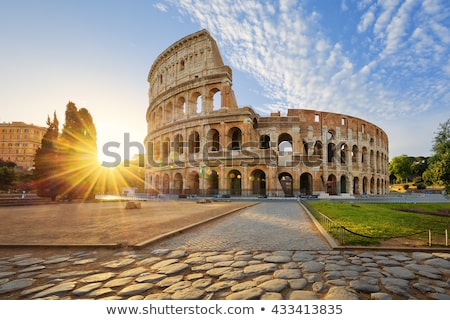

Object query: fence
[301,200,449,247]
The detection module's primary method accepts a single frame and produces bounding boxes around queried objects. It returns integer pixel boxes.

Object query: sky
[1,0,449,163]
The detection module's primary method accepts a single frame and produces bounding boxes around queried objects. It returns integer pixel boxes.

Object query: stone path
[0,201,449,300]
[0,248,449,300]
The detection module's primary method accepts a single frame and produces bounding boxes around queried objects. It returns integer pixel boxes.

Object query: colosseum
[144,30,389,198]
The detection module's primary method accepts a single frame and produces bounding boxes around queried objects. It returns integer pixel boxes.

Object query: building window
[314,114,320,122]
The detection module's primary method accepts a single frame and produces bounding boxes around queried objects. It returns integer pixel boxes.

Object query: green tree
[389,154,413,183]
[34,112,61,200]
[0,165,16,191]
[58,102,98,199]
[424,118,450,193]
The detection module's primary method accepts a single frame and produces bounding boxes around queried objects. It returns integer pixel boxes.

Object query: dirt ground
[0,200,256,247]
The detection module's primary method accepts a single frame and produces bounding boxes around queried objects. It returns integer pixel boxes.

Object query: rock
[274,269,302,279]
[118,283,153,296]
[172,288,205,299]
[349,280,380,293]
[226,287,265,300]
[32,282,76,298]
[301,261,324,272]
[324,287,359,300]
[383,266,416,280]
[288,290,319,300]
[243,263,278,276]
[258,279,288,292]
[157,263,190,275]
[125,201,141,209]
[0,278,36,294]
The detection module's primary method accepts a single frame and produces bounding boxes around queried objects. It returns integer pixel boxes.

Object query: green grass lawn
[305,202,450,246]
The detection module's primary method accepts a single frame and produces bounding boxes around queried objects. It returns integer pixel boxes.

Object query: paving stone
[152,249,171,256]
[425,258,450,269]
[383,266,416,280]
[433,253,450,260]
[349,280,380,293]
[191,263,214,272]
[81,272,117,283]
[292,252,315,262]
[412,252,433,260]
[226,287,264,300]
[0,272,16,279]
[138,257,162,266]
[118,267,148,278]
[103,277,134,288]
[184,257,206,265]
[157,263,190,275]
[192,278,213,289]
[0,278,36,294]
[20,284,55,297]
[15,258,44,267]
[86,288,114,298]
[156,275,184,287]
[206,267,233,277]
[288,290,319,300]
[72,283,103,295]
[243,263,278,276]
[135,273,167,283]
[301,261,324,272]
[118,283,153,296]
[274,269,302,279]
[185,273,203,281]
[32,281,76,298]
[172,288,205,299]
[288,278,308,290]
[144,293,171,300]
[264,255,292,263]
[72,258,98,265]
[261,292,283,300]
[102,258,135,269]
[312,281,327,293]
[206,255,234,263]
[413,282,435,293]
[370,292,392,300]
[166,250,188,259]
[258,279,288,292]
[150,259,179,270]
[44,256,72,265]
[19,265,46,273]
[323,287,359,300]
[219,270,245,281]
[163,281,192,293]
[231,281,257,292]
[205,281,237,293]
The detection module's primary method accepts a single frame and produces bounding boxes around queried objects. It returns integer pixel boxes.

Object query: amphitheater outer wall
[144,30,389,198]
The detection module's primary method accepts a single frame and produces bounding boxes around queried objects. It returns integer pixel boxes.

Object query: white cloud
[153,2,168,12]
[166,0,449,128]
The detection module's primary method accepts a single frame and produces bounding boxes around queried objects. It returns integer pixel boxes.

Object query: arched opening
[162,137,170,165]
[202,167,219,196]
[327,174,337,195]
[207,129,220,152]
[313,141,323,159]
[212,89,221,111]
[156,106,163,127]
[162,174,170,194]
[250,169,266,196]
[278,172,294,197]
[173,134,184,162]
[278,133,293,152]
[228,170,242,195]
[229,127,242,150]
[260,135,270,149]
[187,171,199,195]
[340,175,348,193]
[370,177,375,194]
[327,143,336,163]
[352,145,358,164]
[154,175,160,194]
[340,144,348,164]
[353,177,360,195]
[300,172,313,196]
[362,177,368,195]
[174,173,183,195]
[195,95,202,114]
[188,131,200,154]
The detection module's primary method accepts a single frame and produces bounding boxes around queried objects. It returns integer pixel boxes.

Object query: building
[0,121,47,171]
[144,30,389,197]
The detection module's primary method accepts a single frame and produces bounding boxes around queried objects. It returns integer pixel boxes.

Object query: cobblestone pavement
[0,201,449,300]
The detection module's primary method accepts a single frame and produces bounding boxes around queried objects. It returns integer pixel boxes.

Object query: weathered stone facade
[144,30,389,197]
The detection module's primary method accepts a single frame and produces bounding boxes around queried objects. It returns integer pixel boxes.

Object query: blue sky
[1,0,449,162]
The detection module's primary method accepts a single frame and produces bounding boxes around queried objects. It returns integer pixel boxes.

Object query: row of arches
[148,88,222,129]
[149,127,388,175]
[145,169,388,197]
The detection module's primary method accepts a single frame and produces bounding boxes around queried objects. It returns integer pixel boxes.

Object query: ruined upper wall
[148,30,233,104]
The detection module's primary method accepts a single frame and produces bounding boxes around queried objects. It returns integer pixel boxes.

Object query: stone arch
[162,137,170,165]
[173,173,183,195]
[202,167,219,195]
[228,169,242,195]
[340,143,348,164]
[278,133,293,152]
[362,176,368,195]
[188,131,200,154]
[300,172,313,195]
[278,172,294,196]
[187,170,199,194]
[353,176,360,195]
[211,88,221,111]
[327,174,337,195]
[173,134,184,163]
[352,145,358,164]
[250,169,266,195]
[313,141,323,159]
[228,127,242,150]
[260,135,270,149]
[340,175,348,193]
[327,143,336,163]
[189,91,202,115]
[162,174,170,194]
[156,106,163,127]
[207,129,220,152]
